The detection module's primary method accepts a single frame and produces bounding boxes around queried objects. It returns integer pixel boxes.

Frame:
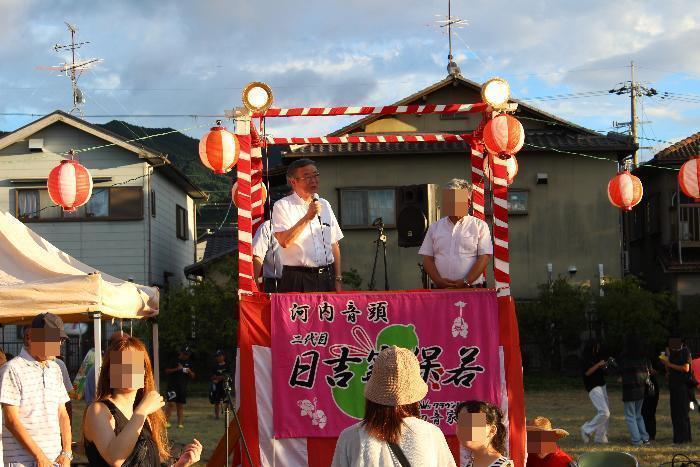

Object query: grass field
[70,384,699,466]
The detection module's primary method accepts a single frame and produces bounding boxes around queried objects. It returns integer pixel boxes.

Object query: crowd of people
[580,335,697,447]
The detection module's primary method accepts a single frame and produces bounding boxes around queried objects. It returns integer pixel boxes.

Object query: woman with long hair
[456,401,512,467]
[82,336,202,466]
[331,346,456,467]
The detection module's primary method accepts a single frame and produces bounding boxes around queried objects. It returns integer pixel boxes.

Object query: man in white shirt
[272,158,344,292]
[419,179,493,289]
[1,313,73,467]
[253,218,284,293]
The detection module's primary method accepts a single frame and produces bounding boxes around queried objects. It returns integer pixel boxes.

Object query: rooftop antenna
[38,22,103,116]
[434,0,467,76]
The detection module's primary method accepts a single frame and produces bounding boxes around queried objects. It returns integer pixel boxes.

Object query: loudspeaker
[396,184,440,247]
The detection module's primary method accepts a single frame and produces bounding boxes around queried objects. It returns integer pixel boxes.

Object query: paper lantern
[607,170,643,211]
[483,114,525,157]
[483,154,518,186]
[679,157,700,202]
[47,159,93,212]
[199,124,239,174]
[231,181,268,208]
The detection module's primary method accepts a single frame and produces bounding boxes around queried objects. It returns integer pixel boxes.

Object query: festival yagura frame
[207,79,527,467]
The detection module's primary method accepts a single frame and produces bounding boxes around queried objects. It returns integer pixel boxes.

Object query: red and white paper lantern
[47,159,93,212]
[607,170,643,211]
[199,125,239,174]
[679,157,700,202]
[483,114,525,157]
[484,154,519,186]
[231,181,268,208]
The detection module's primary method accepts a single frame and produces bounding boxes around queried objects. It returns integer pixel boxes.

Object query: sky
[0,0,699,163]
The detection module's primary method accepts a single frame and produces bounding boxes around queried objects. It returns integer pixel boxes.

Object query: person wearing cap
[331,346,456,467]
[273,158,344,293]
[209,349,232,419]
[164,347,196,428]
[0,313,73,467]
[525,417,575,467]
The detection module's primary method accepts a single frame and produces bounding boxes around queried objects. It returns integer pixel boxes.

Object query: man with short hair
[1,313,73,467]
[273,158,344,293]
[419,179,492,289]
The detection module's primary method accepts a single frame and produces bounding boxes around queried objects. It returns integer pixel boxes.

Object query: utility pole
[630,61,638,166]
[609,61,657,167]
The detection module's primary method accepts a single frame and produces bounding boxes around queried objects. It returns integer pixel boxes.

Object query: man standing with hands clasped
[420,179,492,289]
[273,158,344,293]
[0,313,73,467]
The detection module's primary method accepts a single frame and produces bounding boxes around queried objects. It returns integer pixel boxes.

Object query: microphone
[312,193,322,225]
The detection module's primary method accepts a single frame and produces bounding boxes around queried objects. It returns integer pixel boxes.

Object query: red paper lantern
[483,154,518,186]
[607,170,643,211]
[679,157,700,202]
[199,125,239,174]
[231,181,268,208]
[483,114,525,157]
[47,159,93,212]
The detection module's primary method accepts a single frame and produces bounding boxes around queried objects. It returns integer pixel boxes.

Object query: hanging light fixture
[199,121,239,174]
[607,170,643,211]
[47,153,93,212]
[481,77,511,110]
[678,157,700,202]
[483,114,525,158]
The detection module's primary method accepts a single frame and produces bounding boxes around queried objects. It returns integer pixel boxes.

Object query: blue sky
[1,0,698,162]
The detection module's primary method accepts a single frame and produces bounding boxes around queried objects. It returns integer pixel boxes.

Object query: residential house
[628,131,700,311]
[284,74,636,299]
[0,111,207,369]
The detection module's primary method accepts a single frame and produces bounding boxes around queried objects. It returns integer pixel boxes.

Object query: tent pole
[93,312,102,388]
[152,318,160,391]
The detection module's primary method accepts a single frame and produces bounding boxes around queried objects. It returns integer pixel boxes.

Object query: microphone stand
[368,218,389,291]
[223,376,253,467]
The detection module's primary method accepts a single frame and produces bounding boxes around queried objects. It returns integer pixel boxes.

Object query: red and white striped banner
[265,133,473,145]
[255,103,487,118]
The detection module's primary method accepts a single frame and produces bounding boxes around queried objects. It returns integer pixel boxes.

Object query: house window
[86,189,109,218]
[508,190,529,215]
[176,205,188,240]
[15,187,143,221]
[339,188,396,228]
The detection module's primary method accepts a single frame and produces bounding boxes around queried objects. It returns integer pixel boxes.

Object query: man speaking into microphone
[272,158,344,293]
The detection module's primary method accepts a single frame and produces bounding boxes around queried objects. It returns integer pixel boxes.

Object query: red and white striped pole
[235,114,256,295]
[255,103,487,118]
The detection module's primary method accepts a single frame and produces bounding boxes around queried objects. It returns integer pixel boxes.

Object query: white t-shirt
[418,216,493,282]
[0,349,70,464]
[331,416,456,467]
[252,220,284,279]
[272,192,344,267]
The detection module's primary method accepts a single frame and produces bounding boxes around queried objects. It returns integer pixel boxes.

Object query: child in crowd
[526,416,575,467]
[209,349,231,419]
[455,400,513,467]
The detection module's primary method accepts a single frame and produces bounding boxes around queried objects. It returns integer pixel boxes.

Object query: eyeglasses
[295,172,320,182]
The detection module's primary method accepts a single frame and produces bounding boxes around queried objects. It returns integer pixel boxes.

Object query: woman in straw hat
[331,346,456,467]
[525,417,574,467]
[455,400,513,467]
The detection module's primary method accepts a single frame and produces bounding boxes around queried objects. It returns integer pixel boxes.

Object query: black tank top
[85,399,160,466]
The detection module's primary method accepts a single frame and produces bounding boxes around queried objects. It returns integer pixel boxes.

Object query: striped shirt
[0,348,69,465]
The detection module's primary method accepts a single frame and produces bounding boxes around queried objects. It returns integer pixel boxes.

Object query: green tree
[518,277,590,371]
[158,272,238,378]
[596,276,674,356]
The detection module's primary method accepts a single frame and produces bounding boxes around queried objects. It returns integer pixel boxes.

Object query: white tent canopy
[0,211,158,323]
[0,211,161,388]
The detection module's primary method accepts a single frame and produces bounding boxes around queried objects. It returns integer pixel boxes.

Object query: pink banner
[271,290,501,438]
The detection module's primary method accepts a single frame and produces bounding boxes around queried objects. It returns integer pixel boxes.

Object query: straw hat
[526,416,569,439]
[364,346,428,407]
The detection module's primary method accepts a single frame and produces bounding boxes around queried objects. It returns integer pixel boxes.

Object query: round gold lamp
[481,77,511,110]
[242,82,274,113]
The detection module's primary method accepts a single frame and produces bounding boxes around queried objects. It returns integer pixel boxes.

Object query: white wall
[149,170,196,286]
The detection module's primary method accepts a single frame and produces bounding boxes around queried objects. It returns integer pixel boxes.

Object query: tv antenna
[38,22,103,116]
[432,0,468,76]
